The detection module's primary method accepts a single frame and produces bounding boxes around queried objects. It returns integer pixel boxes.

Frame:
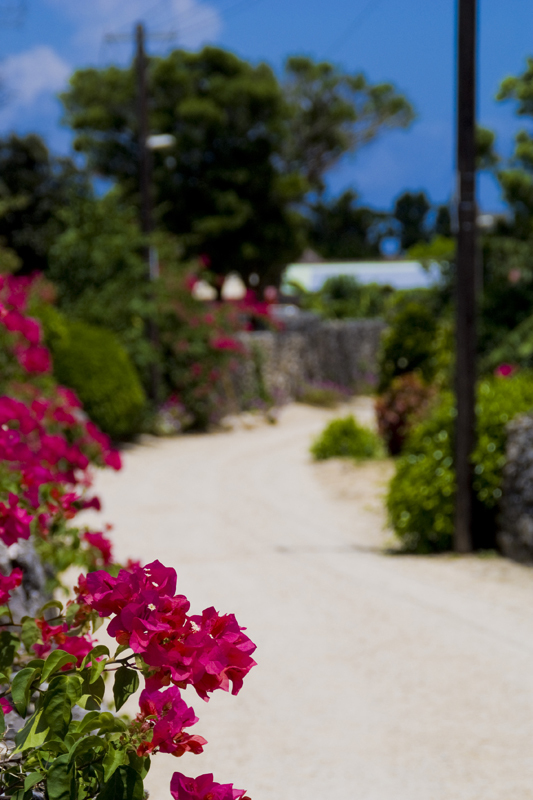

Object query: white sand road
[81,400,533,800]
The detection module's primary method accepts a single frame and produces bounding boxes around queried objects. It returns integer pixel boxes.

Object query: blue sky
[0,0,531,211]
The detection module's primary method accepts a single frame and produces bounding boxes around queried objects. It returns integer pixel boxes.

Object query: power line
[325,0,388,58]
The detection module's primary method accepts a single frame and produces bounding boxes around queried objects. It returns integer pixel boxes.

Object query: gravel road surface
[85,401,533,800]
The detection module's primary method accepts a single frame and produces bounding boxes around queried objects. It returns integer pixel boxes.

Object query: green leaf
[81,644,110,670]
[0,704,5,736]
[72,710,101,737]
[95,711,127,734]
[41,649,77,683]
[38,600,64,615]
[78,673,105,710]
[24,772,44,792]
[21,617,41,653]
[14,707,49,752]
[41,675,78,737]
[46,753,76,800]
[96,765,143,800]
[65,603,80,626]
[26,658,45,670]
[102,742,129,781]
[113,666,139,711]
[0,630,18,670]
[128,751,151,778]
[12,666,41,716]
[69,734,107,766]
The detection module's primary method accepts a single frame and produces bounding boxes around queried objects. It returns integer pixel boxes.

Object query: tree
[61,48,305,292]
[307,189,385,259]
[496,59,533,238]
[47,189,155,384]
[0,134,88,274]
[61,46,414,289]
[393,191,431,251]
[281,57,414,193]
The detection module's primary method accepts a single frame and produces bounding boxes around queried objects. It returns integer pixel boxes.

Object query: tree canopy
[0,134,88,274]
[61,46,413,287]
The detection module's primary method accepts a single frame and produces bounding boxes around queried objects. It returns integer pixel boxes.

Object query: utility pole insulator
[454,0,477,552]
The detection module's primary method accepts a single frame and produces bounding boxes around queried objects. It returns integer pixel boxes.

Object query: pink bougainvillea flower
[78,562,257,700]
[0,494,32,546]
[494,363,516,378]
[15,344,51,374]
[0,698,12,715]
[83,531,113,565]
[170,772,248,800]
[59,634,95,665]
[0,567,22,605]
[211,336,244,354]
[136,686,206,757]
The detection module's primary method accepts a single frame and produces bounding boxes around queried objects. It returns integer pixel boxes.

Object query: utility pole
[135,21,160,403]
[454,0,477,553]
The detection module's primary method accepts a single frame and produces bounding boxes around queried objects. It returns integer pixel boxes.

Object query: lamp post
[454,0,478,552]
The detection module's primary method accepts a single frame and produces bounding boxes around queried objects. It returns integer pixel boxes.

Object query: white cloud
[0,46,70,125]
[47,0,222,54]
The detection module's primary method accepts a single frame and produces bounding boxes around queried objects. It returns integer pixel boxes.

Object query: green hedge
[387,372,533,552]
[378,302,438,392]
[37,305,146,440]
[311,415,384,461]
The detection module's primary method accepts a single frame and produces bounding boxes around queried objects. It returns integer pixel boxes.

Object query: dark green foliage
[434,205,452,237]
[387,373,533,552]
[378,302,438,391]
[307,190,385,259]
[37,306,146,440]
[393,191,431,251]
[483,314,533,371]
[310,415,383,461]
[61,48,305,290]
[61,47,413,289]
[297,275,393,319]
[0,134,88,274]
[479,236,533,354]
[281,57,414,192]
[47,189,156,386]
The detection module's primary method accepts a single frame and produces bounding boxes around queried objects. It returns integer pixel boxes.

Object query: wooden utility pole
[135,22,160,403]
[454,0,477,552]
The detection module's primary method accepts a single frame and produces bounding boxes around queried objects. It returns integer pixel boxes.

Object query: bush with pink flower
[0,274,256,799]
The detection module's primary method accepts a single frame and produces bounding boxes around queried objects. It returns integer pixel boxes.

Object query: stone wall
[498,413,533,563]
[234,317,386,404]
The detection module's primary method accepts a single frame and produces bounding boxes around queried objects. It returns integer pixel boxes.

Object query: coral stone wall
[236,317,386,404]
[499,413,533,563]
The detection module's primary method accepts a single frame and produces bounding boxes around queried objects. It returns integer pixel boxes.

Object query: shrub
[378,302,438,392]
[375,372,436,455]
[38,305,146,440]
[482,313,533,373]
[311,415,384,461]
[297,381,351,408]
[387,372,533,552]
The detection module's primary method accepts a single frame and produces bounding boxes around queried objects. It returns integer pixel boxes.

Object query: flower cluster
[171,772,249,800]
[0,274,51,375]
[77,561,257,699]
[0,274,255,799]
[0,274,121,577]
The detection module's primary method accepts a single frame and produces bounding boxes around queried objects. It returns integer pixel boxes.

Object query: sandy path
[83,401,533,800]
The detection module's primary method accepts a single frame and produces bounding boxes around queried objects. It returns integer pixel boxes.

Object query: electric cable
[325,0,388,58]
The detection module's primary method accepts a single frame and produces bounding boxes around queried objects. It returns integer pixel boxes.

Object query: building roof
[283,260,441,292]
